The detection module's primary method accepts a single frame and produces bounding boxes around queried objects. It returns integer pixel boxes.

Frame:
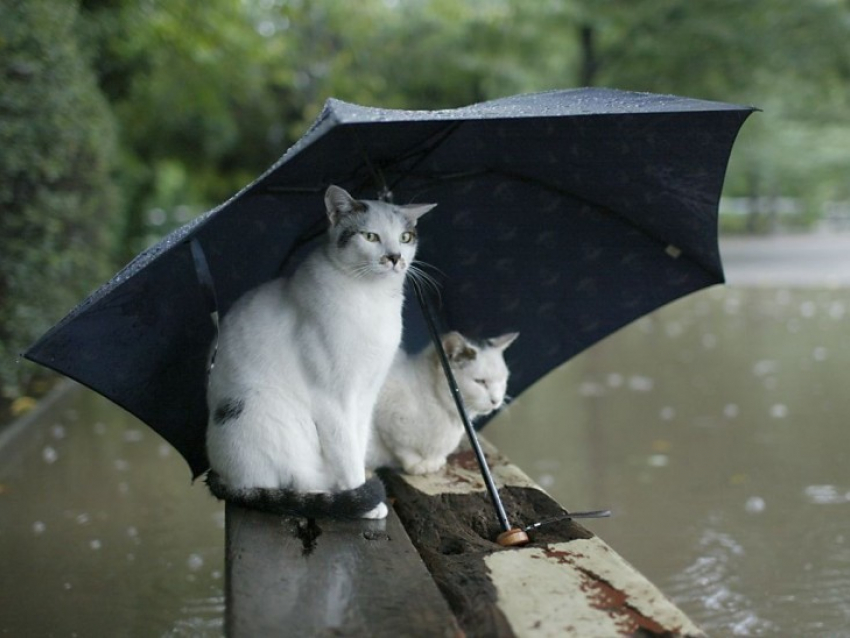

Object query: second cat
[368,331,518,475]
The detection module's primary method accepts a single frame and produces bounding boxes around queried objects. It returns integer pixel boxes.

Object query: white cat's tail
[205,471,386,519]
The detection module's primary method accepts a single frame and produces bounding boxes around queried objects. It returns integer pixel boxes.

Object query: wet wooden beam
[380,440,705,638]
[224,502,460,637]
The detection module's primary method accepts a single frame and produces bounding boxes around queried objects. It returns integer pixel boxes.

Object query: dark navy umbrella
[24,89,754,511]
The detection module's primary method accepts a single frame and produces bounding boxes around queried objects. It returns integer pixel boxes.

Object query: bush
[0,1,121,407]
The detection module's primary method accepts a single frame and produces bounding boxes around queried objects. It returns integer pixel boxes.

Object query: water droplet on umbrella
[32,521,46,535]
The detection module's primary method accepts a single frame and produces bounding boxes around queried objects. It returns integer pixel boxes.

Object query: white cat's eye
[362,232,380,243]
[475,379,488,387]
[400,231,415,244]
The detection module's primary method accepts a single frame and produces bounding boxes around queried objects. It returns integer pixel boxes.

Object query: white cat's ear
[399,202,436,223]
[325,185,365,226]
[488,332,519,351]
[442,331,477,363]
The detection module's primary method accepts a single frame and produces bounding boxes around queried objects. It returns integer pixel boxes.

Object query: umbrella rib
[383,122,463,195]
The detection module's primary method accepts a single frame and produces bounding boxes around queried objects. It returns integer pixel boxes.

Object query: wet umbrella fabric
[24,88,754,478]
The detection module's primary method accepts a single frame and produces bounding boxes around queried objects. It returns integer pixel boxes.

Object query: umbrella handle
[412,283,527,546]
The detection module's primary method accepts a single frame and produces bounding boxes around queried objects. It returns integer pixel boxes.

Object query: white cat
[368,331,518,475]
[205,185,435,519]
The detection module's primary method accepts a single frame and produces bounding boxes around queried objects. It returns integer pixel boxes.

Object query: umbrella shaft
[413,285,512,533]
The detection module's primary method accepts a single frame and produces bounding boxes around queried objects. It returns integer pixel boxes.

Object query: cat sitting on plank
[205,185,435,519]
[368,331,518,476]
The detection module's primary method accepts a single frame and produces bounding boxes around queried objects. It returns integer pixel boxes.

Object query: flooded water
[488,283,850,636]
[0,388,224,637]
[2,235,850,636]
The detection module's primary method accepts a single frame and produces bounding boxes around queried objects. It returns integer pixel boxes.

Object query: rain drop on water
[187,554,204,572]
[745,496,766,514]
[769,404,789,419]
[42,446,58,464]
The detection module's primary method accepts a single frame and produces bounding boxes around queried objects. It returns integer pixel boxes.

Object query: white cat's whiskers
[349,262,376,281]
[407,261,442,304]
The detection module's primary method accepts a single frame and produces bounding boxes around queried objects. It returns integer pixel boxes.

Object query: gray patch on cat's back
[214,398,245,426]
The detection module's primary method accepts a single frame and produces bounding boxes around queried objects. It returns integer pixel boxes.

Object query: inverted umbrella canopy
[24,88,754,478]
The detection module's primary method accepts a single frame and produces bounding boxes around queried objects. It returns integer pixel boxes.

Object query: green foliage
[2,0,849,408]
[0,0,120,401]
[79,0,850,242]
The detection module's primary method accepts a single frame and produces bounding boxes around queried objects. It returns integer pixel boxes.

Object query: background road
[721,233,850,286]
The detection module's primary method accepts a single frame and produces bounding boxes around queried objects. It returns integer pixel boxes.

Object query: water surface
[488,285,850,635]
[3,242,850,636]
[0,388,224,637]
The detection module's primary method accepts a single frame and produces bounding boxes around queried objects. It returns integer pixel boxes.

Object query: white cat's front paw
[404,457,446,475]
[362,502,388,519]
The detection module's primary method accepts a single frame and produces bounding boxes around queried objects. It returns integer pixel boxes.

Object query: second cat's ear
[399,202,437,223]
[325,185,366,226]
[488,332,519,351]
[442,331,477,363]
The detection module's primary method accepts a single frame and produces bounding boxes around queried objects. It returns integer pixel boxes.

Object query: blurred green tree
[4,0,850,411]
[0,0,121,407]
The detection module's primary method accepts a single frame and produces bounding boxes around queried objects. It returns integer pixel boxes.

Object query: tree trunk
[579,24,598,86]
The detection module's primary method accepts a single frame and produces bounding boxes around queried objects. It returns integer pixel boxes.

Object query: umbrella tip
[496,528,530,547]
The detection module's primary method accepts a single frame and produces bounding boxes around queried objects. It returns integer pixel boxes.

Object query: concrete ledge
[225,502,460,637]
[380,440,704,637]
[224,439,703,637]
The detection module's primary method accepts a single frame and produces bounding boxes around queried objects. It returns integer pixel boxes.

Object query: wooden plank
[380,441,705,638]
[225,502,461,637]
